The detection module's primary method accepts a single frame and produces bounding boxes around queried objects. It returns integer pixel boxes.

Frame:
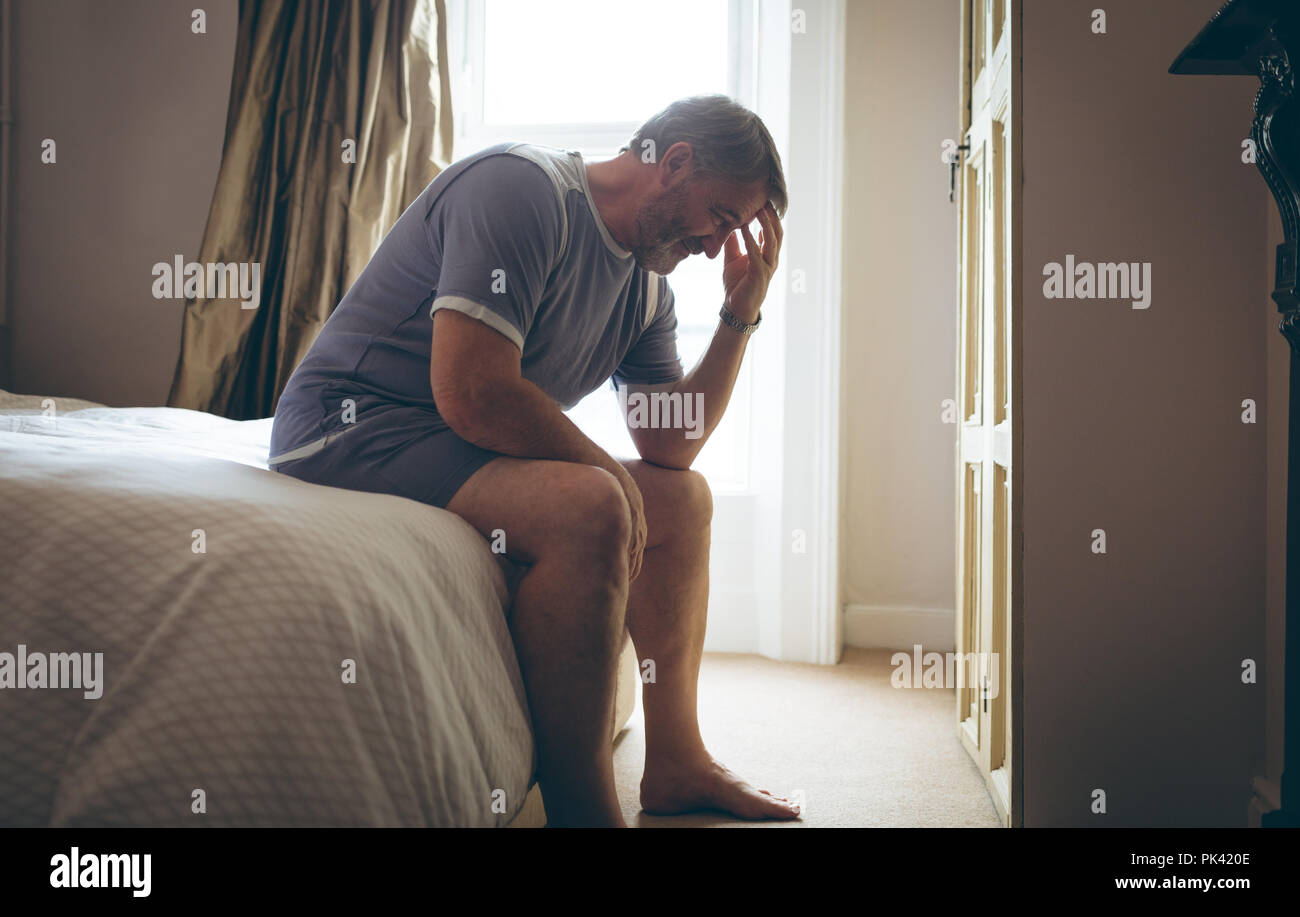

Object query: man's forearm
[446,376,626,480]
[630,319,750,469]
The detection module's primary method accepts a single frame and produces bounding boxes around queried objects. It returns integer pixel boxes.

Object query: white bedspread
[0,395,535,827]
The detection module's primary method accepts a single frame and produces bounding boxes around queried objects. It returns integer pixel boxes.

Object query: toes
[737,788,799,820]
[764,793,800,817]
[757,798,799,819]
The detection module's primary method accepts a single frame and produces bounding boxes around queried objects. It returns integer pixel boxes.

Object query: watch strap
[719,303,761,335]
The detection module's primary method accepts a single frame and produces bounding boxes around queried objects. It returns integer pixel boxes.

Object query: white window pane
[482,0,729,125]
[663,252,728,361]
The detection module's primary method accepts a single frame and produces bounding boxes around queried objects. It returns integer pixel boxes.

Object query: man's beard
[627,182,692,273]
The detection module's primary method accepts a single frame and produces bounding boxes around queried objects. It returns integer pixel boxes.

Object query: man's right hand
[611,463,647,582]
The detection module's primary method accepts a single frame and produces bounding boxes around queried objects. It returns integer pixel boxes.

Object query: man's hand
[721,201,783,323]
[624,203,784,470]
[611,464,647,581]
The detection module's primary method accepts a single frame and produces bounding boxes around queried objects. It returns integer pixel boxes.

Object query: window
[447,0,757,491]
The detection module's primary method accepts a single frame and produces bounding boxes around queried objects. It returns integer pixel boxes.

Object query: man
[269,94,793,827]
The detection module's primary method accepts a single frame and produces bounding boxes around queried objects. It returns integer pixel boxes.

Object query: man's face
[628,171,770,274]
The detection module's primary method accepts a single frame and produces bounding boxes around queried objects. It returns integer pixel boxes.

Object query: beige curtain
[168,0,453,419]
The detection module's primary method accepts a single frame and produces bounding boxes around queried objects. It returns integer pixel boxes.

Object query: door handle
[949,144,971,202]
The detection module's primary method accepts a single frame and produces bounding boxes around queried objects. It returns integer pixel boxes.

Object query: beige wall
[840,0,960,649]
[1022,0,1269,826]
[841,0,1280,825]
[7,0,235,405]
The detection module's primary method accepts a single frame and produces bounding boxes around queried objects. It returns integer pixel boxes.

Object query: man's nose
[702,230,727,259]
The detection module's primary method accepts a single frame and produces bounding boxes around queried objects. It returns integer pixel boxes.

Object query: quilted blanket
[0,394,535,827]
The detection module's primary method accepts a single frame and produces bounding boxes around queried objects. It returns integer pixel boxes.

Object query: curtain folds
[167,0,453,419]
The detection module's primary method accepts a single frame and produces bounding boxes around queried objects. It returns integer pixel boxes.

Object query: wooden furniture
[1171,0,1300,828]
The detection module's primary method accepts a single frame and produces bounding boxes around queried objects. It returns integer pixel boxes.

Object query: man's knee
[551,466,631,558]
[663,468,713,531]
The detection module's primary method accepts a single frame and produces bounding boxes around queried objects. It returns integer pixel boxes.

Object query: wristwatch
[719,303,762,335]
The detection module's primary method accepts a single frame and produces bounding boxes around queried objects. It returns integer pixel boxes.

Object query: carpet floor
[611,647,1001,827]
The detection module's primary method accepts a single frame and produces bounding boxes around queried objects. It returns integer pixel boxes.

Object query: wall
[840,0,960,652]
[1022,0,1268,826]
[7,0,235,406]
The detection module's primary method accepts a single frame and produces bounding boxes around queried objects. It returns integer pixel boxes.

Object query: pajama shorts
[268,405,500,509]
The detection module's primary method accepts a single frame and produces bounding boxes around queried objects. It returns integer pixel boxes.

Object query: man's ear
[659,141,694,186]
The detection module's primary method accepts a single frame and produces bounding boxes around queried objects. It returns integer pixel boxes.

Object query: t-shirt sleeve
[612,274,685,387]
[426,154,563,350]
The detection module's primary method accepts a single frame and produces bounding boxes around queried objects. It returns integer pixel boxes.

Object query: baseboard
[843,604,955,652]
[1248,776,1281,828]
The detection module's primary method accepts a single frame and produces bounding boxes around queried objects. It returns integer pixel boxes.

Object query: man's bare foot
[640,754,801,820]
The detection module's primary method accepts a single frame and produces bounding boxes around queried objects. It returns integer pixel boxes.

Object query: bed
[0,391,638,827]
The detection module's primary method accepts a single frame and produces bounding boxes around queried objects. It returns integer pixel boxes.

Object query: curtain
[167,0,453,419]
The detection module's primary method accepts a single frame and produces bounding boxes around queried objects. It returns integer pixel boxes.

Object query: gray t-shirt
[269,141,683,461]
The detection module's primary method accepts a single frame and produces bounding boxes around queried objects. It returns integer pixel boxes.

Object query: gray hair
[621,95,788,217]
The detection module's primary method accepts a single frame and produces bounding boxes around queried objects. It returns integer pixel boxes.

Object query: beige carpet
[612,647,1001,827]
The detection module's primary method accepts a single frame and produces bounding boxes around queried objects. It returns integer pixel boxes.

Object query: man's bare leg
[447,457,630,827]
[621,459,799,820]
